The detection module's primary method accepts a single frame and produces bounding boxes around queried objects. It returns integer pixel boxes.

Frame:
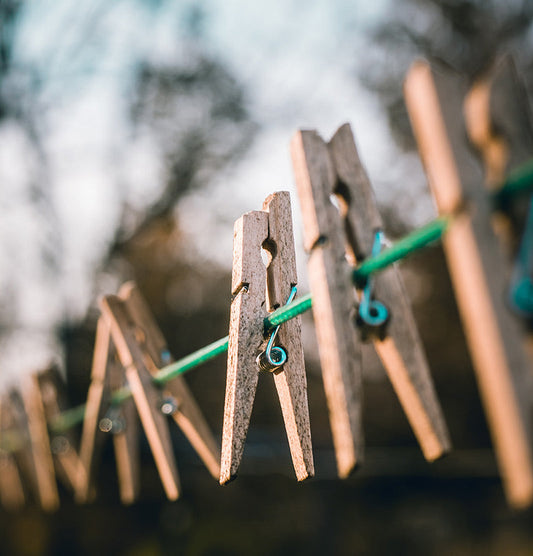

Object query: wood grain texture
[118,282,221,480]
[291,130,363,478]
[263,192,314,481]
[404,60,533,508]
[76,316,140,505]
[328,123,451,462]
[0,398,26,511]
[101,295,180,500]
[221,210,269,484]
[19,375,60,511]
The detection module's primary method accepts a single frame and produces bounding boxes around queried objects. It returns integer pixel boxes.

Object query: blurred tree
[362,0,533,150]
[0,0,255,384]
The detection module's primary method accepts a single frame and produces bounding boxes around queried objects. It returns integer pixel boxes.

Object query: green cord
[49,403,87,434]
[32,161,533,438]
[46,215,449,435]
[153,335,229,386]
[353,216,449,286]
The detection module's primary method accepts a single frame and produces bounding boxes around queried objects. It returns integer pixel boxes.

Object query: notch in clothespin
[99,292,181,501]
[291,125,451,478]
[10,377,60,511]
[117,282,221,479]
[77,314,140,505]
[221,191,314,484]
[404,58,533,508]
[0,396,26,511]
[35,368,85,494]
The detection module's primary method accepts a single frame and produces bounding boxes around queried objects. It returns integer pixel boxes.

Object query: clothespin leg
[262,192,314,480]
[221,211,269,484]
[76,317,112,503]
[77,317,140,505]
[0,400,26,511]
[19,376,60,512]
[291,130,364,478]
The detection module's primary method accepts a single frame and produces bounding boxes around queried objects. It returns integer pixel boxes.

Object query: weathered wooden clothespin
[404,58,533,508]
[77,315,140,504]
[0,397,26,511]
[291,124,451,478]
[35,368,85,494]
[221,191,314,484]
[11,377,60,511]
[118,282,220,480]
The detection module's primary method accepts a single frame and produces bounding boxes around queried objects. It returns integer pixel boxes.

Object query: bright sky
[0,0,435,383]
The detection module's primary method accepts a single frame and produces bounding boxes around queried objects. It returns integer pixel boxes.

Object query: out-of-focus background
[0,0,533,554]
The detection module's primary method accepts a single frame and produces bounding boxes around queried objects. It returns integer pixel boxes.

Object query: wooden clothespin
[0,396,26,511]
[77,315,140,504]
[464,56,533,321]
[291,124,451,478]
[404,58,533,508]
[10,377,60,511]
[221,191,314,484]
[99,291,181,501]
[79,282,220,503]
[35,368,85,494]
[117,282,220,479]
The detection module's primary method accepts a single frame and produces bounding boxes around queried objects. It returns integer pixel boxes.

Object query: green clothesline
[49,215,449,434]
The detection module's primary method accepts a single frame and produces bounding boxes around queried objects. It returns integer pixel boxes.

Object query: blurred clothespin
[79,281,221,502]
[100,288,201,500]
[0,397,26,511]
[464,55,533,320]
[118,282,220,480]
[221,191,314,484]
[77,315,140,504]
[35,368,85,495]
[404,58,533,508]
[291,123,451,478]
[11,377,60,511]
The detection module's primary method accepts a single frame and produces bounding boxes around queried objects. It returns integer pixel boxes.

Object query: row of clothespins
[0,55,531,512]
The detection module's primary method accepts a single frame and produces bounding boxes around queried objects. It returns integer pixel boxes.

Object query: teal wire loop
[355,231,390,342]
[357,231,389,328]
[256,286,298,372]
